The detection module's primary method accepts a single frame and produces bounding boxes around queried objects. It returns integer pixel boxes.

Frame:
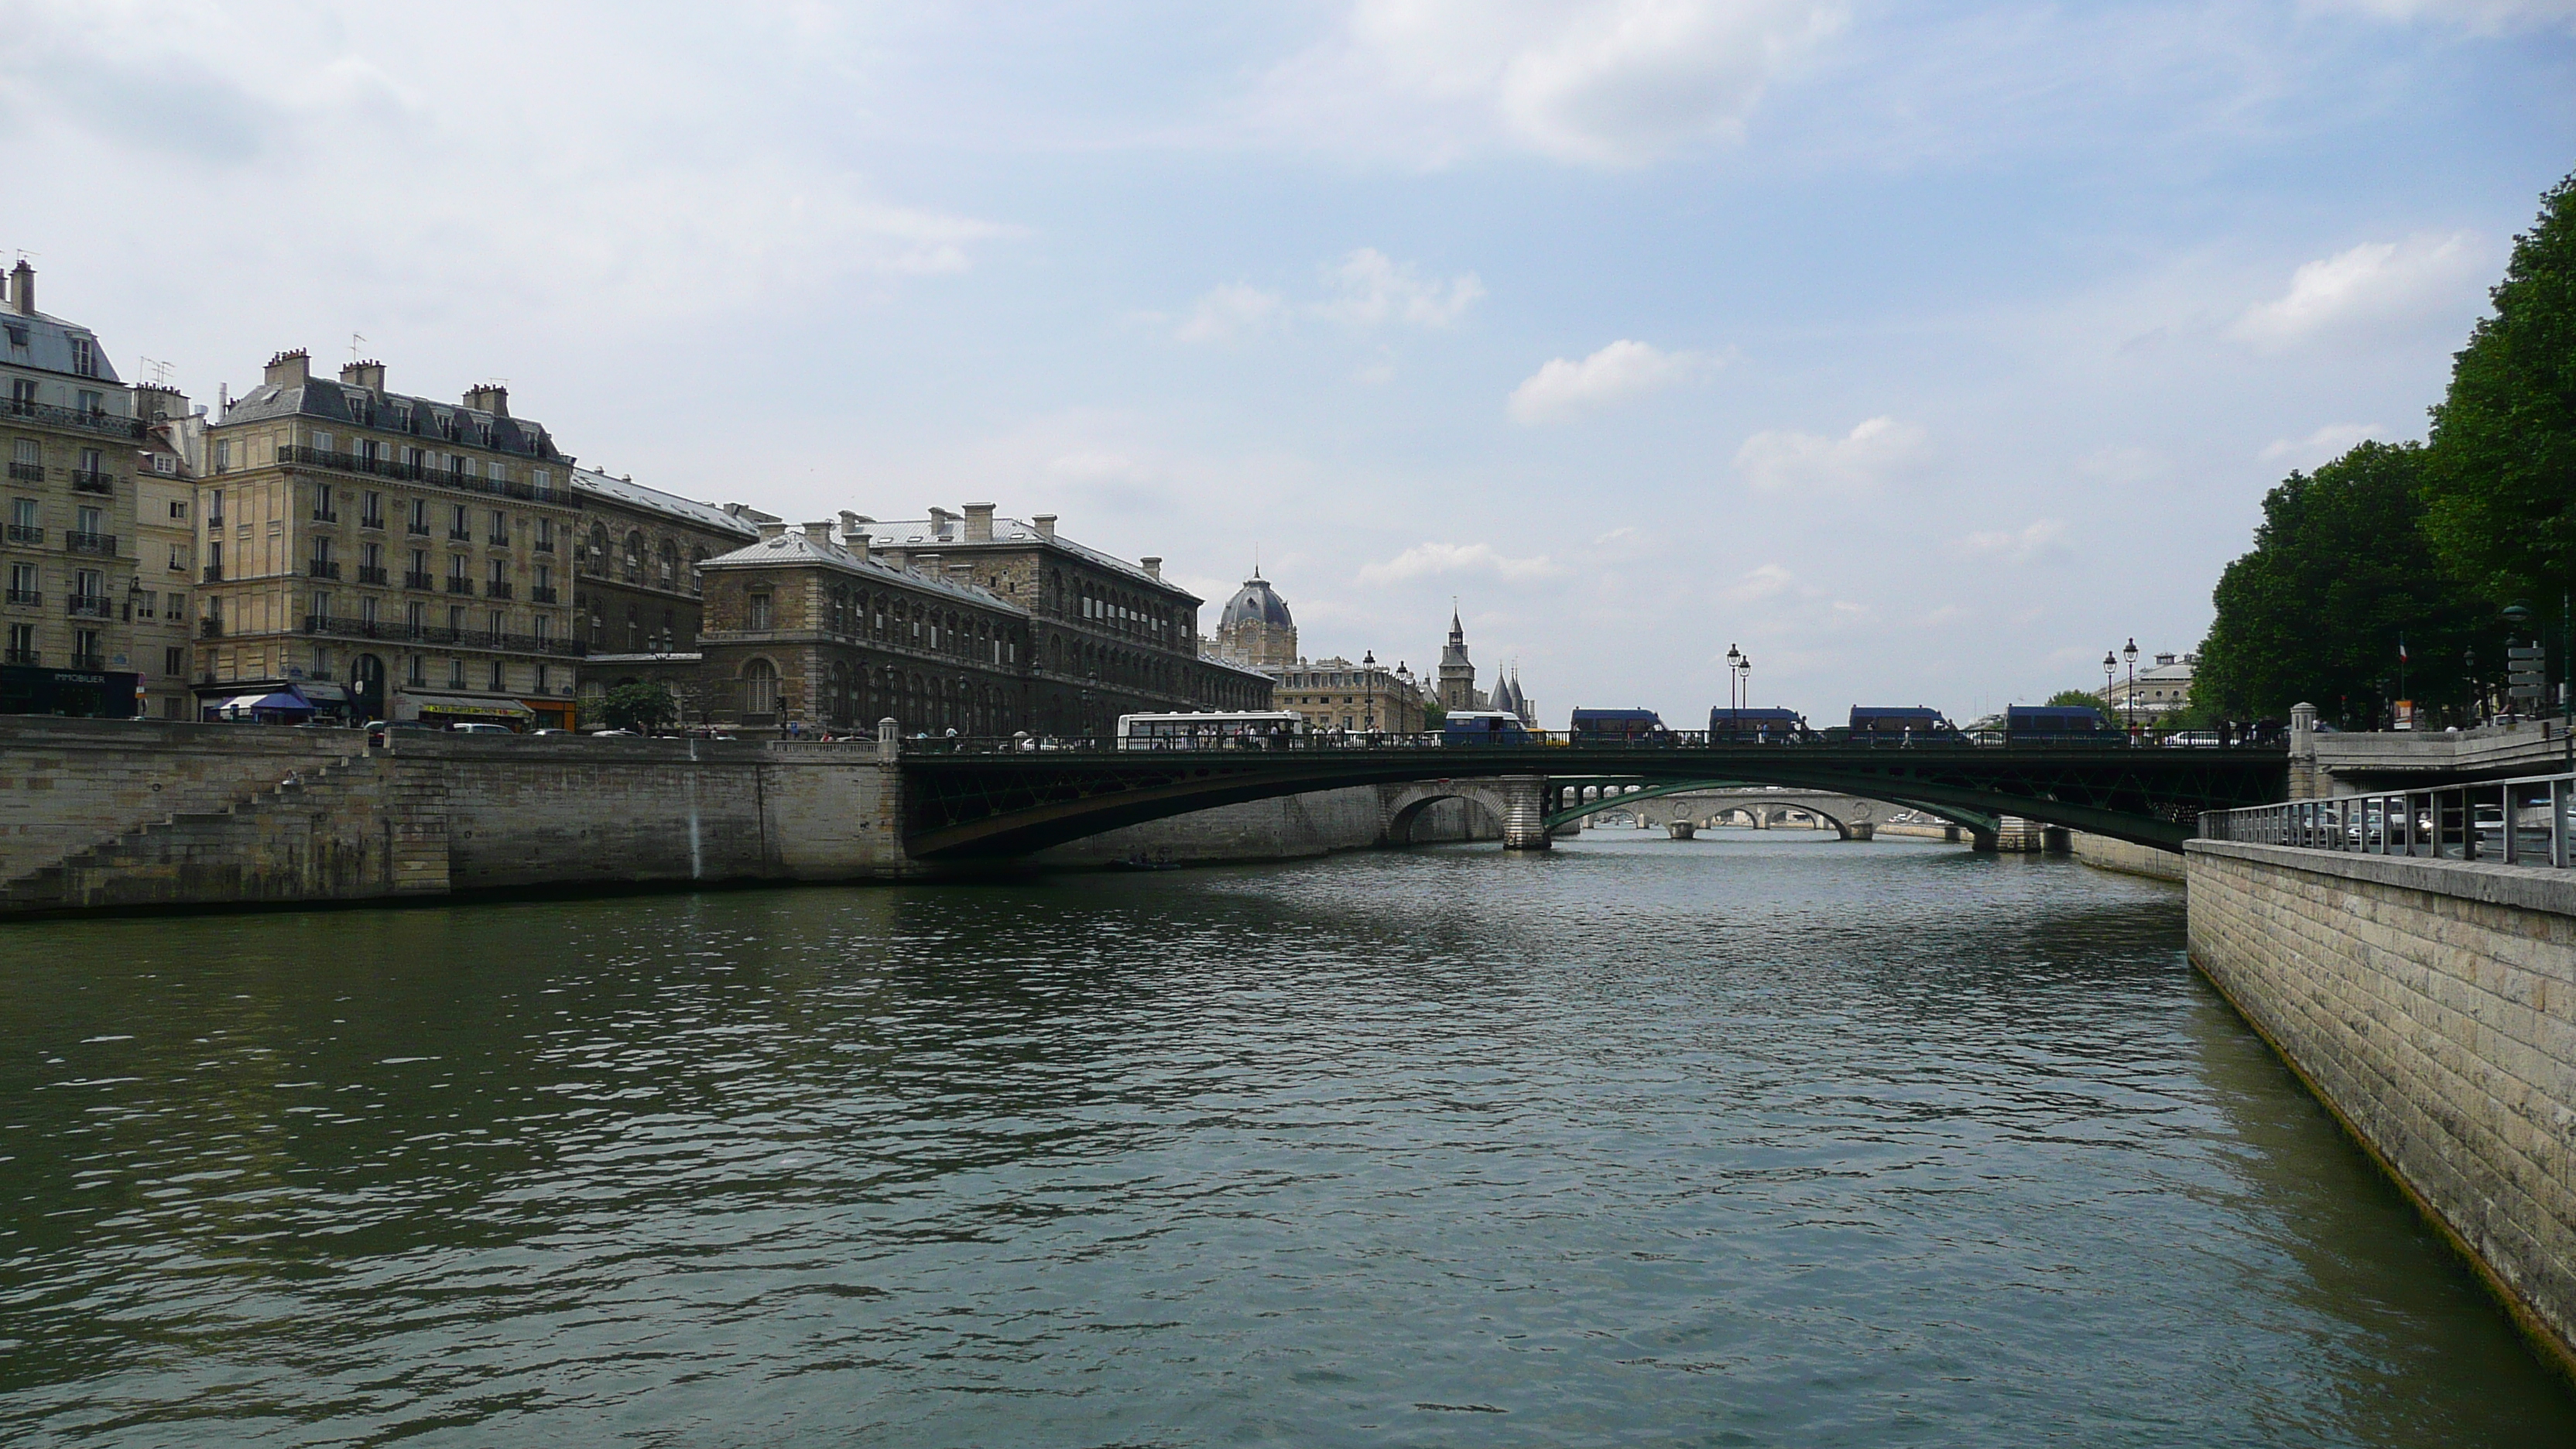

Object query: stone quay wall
[2072,831,2186,882]
[2187,840,2576,1372]
[2,719,1509,913]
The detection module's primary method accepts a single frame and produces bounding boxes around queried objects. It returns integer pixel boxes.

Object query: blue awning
[219,692,314,714]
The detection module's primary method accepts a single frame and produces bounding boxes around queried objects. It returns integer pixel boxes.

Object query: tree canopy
[2195,442,2489,726]
[2421,170,2576,610]
[596,681,677,733]
[2043,689,2112,724]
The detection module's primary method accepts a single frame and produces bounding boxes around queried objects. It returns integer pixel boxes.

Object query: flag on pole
[2399,636,2408,663]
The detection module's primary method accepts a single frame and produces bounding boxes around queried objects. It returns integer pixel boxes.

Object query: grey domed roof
[1220,575,1293,629]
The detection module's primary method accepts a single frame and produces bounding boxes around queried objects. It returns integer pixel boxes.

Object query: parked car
[447,721,515,735]
[363,718,439,746]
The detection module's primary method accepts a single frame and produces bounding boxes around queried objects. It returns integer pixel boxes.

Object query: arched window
[741,658,779,717]
[587,523,608,567]
[659,541,678,588]
[690,547,708,595]
[623,533,645,584]
[827,662,849,724]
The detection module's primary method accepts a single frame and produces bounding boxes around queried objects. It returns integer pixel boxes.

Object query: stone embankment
[2187,840,2576,1373]
[0,718,1498,914]
[2072,831,2185,882]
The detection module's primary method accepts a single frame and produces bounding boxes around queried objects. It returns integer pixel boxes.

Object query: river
[2,831,2567,1446]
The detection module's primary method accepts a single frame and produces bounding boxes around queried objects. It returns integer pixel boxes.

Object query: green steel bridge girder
[1542,778,2003,838]
[896,743,2281,857]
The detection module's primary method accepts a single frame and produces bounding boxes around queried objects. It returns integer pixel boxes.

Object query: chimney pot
[8,260,32,317]
[758,521,787,540]
[339,359,385,392]
[1032,513,1057,541]
[1139,556,1162,580]
[264,349,310,386]
[963,502,996,543]
[802,520,834,544]
[461,383,509,417]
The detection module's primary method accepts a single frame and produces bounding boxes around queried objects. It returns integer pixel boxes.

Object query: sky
[5,0,2573,726]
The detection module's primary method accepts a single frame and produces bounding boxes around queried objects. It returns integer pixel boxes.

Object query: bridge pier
[1499,776,1552,851]
[1666,820,1695,840]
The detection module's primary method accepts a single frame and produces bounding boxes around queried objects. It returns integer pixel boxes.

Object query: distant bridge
[895,735,2283,859]
[1553,784,1947,841]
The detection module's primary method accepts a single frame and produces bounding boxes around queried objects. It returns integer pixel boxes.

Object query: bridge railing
[2199,770,2576,869]
[898,730,2289,758]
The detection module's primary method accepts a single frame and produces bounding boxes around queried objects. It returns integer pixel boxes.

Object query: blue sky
[6,1,2572,724]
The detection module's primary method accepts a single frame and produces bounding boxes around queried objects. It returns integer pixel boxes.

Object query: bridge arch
[1381,782,1516,846]
[1543,779,2001,844]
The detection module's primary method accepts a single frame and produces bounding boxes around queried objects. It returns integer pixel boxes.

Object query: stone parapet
[2186,839,2576,1374]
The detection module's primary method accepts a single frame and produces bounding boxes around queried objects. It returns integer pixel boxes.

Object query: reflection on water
[2,832,2567,1447]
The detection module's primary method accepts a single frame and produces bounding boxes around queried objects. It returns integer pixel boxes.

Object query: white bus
[1115,711,1306,751]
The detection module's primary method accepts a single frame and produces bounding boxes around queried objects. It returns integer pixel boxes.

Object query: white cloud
[2228,232,2489,351]
[1313,248,1485,327]
[1947,519,2067,564]
[2260,423,2389,466]
[1262,0,1847,167]
[1733,416,1927,492]
[1357,541,1567,584]
[2309,0,2576,33]
[1175,284,1288,343]
[1721,563,1798,604]
[1509,340,1708,423]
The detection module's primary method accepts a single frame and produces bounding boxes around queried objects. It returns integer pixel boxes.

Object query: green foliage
[2197,441,2491,727]
[2421,170,2576,609]
[2043,689,2112,724]
[1422,701,1447,728]
[597,681,677,733]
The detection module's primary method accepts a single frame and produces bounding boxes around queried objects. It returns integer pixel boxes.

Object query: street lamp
[2102,649,2117,724]
[1725,643,1742,716]
[2122,638,2139,737]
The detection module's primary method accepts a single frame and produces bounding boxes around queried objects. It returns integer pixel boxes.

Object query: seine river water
[3,832,2570,1447]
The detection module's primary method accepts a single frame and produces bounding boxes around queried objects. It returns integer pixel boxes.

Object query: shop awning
[294,682,350,704]
[404,693,536,719]
[219,692,313,714]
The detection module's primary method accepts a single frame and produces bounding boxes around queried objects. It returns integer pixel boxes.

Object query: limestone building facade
[570,466,760,659]
[1213,571,1297,669]
[1273,653,1430,735]
[133,385,207,719]
[693,505,1270,735]
[194,351,587,728]
[0,262,146,718]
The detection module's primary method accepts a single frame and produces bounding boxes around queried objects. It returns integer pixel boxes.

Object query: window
[489,659,505,691]
[406,601,426,635]
[8,560,35,602]
[164,646,184,676]
[449,656,466,688]
[408,498,429,534]
[135,590,156,618]
[69,337,94,377]
[536,663,550,692]
[4,324,25,349]
[76,390,101,416]
[361,492,382,528]
[747,592,772,630]
[407,654,426,686]
[169,498,187,519]
[742,659,779,716]
[168,544,187,571]
[214,440,231,473]
[5,622,31,663]
[450,505,470,540]
[71,628,101,665]
[313,431,334,454]
[488,509,508,545]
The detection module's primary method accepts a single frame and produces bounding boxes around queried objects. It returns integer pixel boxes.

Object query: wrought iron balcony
[5,524,40,546]
[294,612,589,657]
[534,538,556,553]
[269,444,578,505]
[69,651,104,670]
[201,564,224,582]
[5,587,38,606]
[530,585,558,604]
[7,462,43,482]
[66,594,111,618]
[4,647,36,665]
[69,470,112,495]
[307,560,341,580]
[200,618,224,638]
[360,514,385,530]
[486,580,513,600]
[66,531,115,556]
[448,529,472,541]
[356,566,389,585]
[404,570,434,590]
[445,577,474,594]
[311,509,339,523]
[3,398,146,439]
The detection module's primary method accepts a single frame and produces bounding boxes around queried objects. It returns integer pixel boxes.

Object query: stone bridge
[1579,787,1894,841]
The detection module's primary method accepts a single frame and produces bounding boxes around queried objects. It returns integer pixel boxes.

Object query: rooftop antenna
[138,355,176,387]
[348,332,367,364]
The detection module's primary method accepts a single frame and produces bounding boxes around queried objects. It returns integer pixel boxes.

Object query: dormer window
[69,337,95,377]
[4,325,25,350]
[392,404,412,432]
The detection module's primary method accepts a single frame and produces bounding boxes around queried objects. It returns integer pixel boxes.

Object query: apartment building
[194,351,587,729]
[131,383,207,719]
[0,262,143,718]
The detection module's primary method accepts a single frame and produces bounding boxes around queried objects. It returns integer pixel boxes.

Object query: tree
[2043,688,2112,725]
[2421,170,2576,611]
[598,681,677,733]
[2196,442,2489,727]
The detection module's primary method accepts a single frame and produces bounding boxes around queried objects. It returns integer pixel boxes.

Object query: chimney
[846,530,872,561]
[2155,653,2176,667]
[963,502,995,543]
[802,520,834,544]
[927,506,956,541]
[1032,513,1057,541]
[461,383,509,416]
[339,359,385,392]
[1139,557,1161,581]
[912,550,940,576]
[135,384,189,423]
[265,349,310,386]
[881,546,906,570]
[8,260,31,317]
[758,521,787,540]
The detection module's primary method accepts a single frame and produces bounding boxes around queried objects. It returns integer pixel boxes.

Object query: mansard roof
[700,527,1028,614]
[572,467,759,540]
[221,375,563,460]
[866,513,1196,600]
[0,307,124,389]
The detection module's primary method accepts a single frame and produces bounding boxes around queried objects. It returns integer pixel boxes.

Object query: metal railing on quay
[2200,770,2576,869]
[899,728,2292,757]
